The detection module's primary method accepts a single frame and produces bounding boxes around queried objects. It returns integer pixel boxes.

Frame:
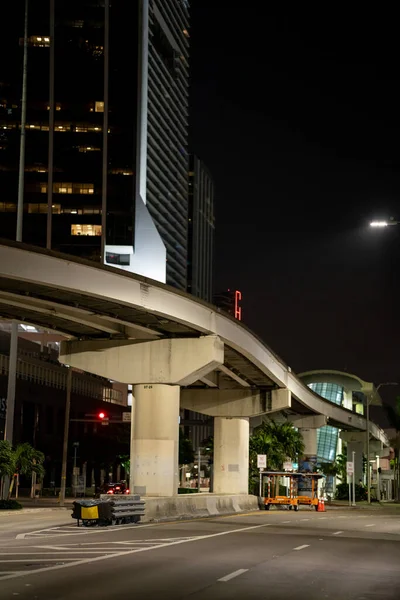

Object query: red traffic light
[98,412,106,420]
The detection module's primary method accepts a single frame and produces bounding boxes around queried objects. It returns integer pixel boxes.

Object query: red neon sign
[234,290,242,321]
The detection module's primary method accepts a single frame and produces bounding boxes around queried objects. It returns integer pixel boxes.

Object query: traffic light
[98,411,109,425]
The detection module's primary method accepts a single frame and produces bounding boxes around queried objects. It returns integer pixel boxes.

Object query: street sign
[257,454,267,469]
[283,461,293,471]
[346,461,354,476]
[122,412,131,422]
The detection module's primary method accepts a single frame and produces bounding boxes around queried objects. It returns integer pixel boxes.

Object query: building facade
[187,155,215,302]
[0,328,128,489]
[0,0,189,289]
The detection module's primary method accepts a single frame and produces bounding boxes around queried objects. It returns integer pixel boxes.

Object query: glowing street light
[369,218,399,228]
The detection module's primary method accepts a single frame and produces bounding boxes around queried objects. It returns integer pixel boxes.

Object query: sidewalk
[327,500,400,510]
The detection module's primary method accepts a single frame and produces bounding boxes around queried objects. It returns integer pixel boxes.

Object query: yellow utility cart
[297,472,325,510]
[261,471,301,511]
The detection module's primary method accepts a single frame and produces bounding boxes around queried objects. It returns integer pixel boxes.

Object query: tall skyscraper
[0,0,189,289]
[187,155,215,302]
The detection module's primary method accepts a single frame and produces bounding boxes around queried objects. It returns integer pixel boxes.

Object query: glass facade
[308,382,344,463]
[0,0,189,289]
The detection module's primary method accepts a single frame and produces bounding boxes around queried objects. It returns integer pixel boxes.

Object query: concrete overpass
[0,240,389,496]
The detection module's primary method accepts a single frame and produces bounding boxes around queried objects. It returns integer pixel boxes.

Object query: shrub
[335,482,367,502]
[178,487,198,494]
[0,499,23,510]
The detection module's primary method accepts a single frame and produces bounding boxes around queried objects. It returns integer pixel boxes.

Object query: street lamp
[366,382,398,504]
[369,218,399,227]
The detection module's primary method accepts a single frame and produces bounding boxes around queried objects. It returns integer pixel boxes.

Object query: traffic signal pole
[59,368,72,507]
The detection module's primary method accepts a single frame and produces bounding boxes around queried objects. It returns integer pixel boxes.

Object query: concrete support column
[131,384,180,497]
[300,427,318,458]
[213,417,249,494]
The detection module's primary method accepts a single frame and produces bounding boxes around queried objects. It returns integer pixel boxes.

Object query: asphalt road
[1,507,400,599]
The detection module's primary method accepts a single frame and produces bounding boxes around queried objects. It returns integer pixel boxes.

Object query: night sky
[189,4,400,418]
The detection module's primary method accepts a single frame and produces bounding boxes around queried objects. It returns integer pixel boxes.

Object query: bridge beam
[60,335,224,386]
[180,387,290,418]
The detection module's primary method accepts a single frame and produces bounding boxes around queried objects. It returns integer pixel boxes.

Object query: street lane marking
[332,531,343,535]
[365,524,375,527]
[293,545,309,551]
[300,519,310,521]
[15,511,265,540]
[218,569,248,582]
[282,521,290,523]
[0,559,78,563]
[2,521,275,582]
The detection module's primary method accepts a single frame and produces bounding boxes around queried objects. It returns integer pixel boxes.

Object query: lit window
[71,224,102,236]
[28,36,50,47]
[27,203,61,214]
[75,183,94,194]
[0,203,16,212]
[110,168,133,176]
[183,29,190,38]
[95,101,104,113]
[77,146,101,153]
[54,182,73,194]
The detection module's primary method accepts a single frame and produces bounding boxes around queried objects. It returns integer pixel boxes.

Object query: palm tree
[249,420,305,493]
[6,443,45,500]
[0,441,15,499]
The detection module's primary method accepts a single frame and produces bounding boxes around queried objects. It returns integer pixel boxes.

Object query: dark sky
[189,3,400,415]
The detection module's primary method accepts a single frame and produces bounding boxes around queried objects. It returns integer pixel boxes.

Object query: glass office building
[308,382,344,463]
[0,0,189,289]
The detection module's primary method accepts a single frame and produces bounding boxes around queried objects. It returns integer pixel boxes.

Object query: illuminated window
[183,29,190,38]
[75,183,94,194]
[77,146,101,153]
[54,182,73,194]
[46,104,61,111]
[71,224,102,236]
[110,168,133,176]
[28,36,50,47]
[95,101,104,113]
[61,207,101,215]
[0,203,16,212]
[27,203,60,214]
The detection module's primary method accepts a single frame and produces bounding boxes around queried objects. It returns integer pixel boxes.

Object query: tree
[384,397,400,500]
[249,420,305,494]
[2,443,45,500]
[179,432,195,465]
[0,441,15,498]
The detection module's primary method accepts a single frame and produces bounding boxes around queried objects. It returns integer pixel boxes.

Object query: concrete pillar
[298,427,318,497]
[300,427,318,458]
[213,417,249,494]
[131,384,180,497]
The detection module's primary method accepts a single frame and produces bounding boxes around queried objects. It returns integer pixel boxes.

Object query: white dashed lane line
[218,568,248,582]
[332,531,343,535]
[293,545,310,551]
[365,524,375,527]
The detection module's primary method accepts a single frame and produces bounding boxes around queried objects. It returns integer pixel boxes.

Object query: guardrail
[72,495,145,527]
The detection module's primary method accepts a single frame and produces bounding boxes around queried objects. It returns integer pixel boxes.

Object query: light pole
[366,382,398,504]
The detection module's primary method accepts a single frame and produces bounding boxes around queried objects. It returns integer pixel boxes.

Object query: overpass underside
[0,242,388,496]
